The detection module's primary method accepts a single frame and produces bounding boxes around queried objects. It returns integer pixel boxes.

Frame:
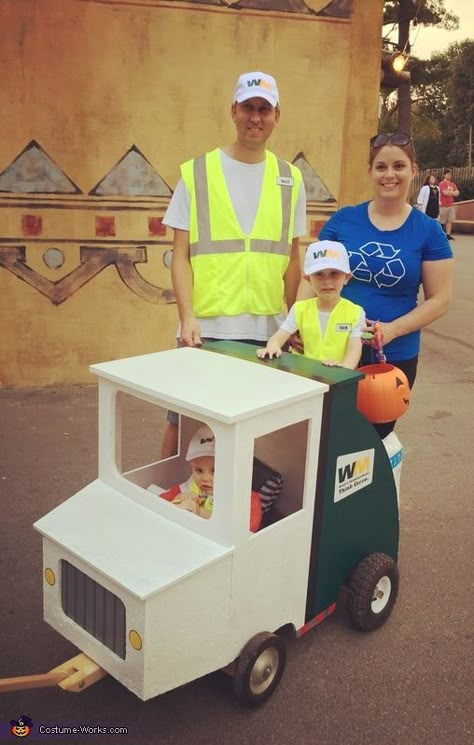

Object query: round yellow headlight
[45,567,56,586]
[128,630,142,651]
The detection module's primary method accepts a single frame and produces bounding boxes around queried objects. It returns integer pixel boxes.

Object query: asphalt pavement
[0,234,472,745]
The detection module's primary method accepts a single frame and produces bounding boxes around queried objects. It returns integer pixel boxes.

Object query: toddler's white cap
[186,425,215,461]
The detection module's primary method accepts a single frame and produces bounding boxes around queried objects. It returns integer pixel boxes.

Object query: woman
[417,174,441,219]
[299,132,453,437]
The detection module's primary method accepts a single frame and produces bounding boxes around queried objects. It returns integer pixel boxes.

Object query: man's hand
[180,317,202,347]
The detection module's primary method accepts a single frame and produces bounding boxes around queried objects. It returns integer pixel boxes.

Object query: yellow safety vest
[294,297,362,362]
[180,148,302,317]
[179,476,213,513]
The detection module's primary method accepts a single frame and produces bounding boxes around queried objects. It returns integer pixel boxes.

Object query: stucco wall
[0,0,383,387]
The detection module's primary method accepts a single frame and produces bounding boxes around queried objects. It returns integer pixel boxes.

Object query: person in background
[296,132,453,438]
[417,174,440,219]
[257,240,364,369]
[161,71,307,457]
[438,169,459,240]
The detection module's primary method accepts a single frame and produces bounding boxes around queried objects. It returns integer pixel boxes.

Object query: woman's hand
[363,319,398,347]
[289,331,304,354]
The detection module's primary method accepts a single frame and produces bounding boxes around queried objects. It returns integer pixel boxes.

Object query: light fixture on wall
[391,52,409,73]
[381,49,411,87]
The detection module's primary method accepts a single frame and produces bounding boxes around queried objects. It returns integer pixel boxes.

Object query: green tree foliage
[411,41,474,168]
[382,1,459,133]
[380,5,473,172]
[447,42,474,165]
[383,0,458,31]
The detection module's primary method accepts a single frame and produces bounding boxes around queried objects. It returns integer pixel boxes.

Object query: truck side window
[253,420,308,528]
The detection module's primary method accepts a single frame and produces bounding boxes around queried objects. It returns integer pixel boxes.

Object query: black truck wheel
[233,632,286,705]
[346,553,399,631]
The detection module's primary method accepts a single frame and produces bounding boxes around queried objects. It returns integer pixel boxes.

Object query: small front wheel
[233,632,286,705]
[346,553,399,631]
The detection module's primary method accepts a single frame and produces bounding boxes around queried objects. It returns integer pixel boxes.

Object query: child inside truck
[257,240,365,369]
[160,425,263,532]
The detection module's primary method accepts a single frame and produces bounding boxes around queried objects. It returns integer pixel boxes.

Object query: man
[438,169,459,241]
[161,71,307,456]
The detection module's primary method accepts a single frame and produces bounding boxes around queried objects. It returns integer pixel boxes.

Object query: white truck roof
[90,347,328,423]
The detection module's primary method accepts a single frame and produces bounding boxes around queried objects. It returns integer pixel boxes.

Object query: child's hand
[177,497,199,514]
[322,360,342,367]
[257,344,282,360]
[172,492,199,513]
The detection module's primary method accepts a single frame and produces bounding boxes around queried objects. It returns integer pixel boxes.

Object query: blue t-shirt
[319,202,452,360]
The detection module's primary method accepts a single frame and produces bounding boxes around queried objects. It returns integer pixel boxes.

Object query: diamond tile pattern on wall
[89,145,172,197]
[293,152,336,203]
[0,141,81,194]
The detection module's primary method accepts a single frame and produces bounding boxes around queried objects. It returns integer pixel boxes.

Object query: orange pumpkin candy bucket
[356,363,410,424]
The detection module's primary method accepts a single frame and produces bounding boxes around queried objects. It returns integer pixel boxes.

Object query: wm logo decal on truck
[334,449,375,502]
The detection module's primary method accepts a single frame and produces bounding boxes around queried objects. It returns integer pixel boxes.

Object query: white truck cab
[33,342,401,704]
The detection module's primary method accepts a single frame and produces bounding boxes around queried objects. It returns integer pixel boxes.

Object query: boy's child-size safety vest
[181,148,302,317]
[294,297,362,362]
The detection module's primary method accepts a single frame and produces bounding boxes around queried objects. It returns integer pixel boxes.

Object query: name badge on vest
[276,176,294,187]
[336,323,352,332]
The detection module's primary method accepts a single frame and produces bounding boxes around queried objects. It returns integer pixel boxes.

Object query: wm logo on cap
[312,249,341,259]
[247,79,273,90]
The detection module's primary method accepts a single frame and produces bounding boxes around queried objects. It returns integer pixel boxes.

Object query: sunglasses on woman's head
[370,133,412,149]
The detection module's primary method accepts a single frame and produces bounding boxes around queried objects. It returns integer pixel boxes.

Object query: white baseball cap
[186,425,215,461]
[233,71,279,107]
[304,240,351,275]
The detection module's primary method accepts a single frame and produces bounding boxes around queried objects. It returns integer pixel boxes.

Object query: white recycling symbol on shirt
[349,242,406,288]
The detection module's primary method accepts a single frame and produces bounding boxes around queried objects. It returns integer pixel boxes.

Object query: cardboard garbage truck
[2,342,403,704]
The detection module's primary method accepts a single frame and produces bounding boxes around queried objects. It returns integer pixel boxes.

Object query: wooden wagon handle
[0,653,106,694]
[0,668,75,693]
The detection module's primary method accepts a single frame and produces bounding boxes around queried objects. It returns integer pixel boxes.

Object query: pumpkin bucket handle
[361,321,387,363]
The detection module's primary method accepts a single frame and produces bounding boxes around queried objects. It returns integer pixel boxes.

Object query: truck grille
[61,560,126,659]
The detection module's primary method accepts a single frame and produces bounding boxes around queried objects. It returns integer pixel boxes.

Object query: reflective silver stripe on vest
[190,154,293,258]
[190,155,244,257]
[259,158,292,256]
[251,239,288,256]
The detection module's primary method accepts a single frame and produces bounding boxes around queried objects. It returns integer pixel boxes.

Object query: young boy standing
[257,241,365,369]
